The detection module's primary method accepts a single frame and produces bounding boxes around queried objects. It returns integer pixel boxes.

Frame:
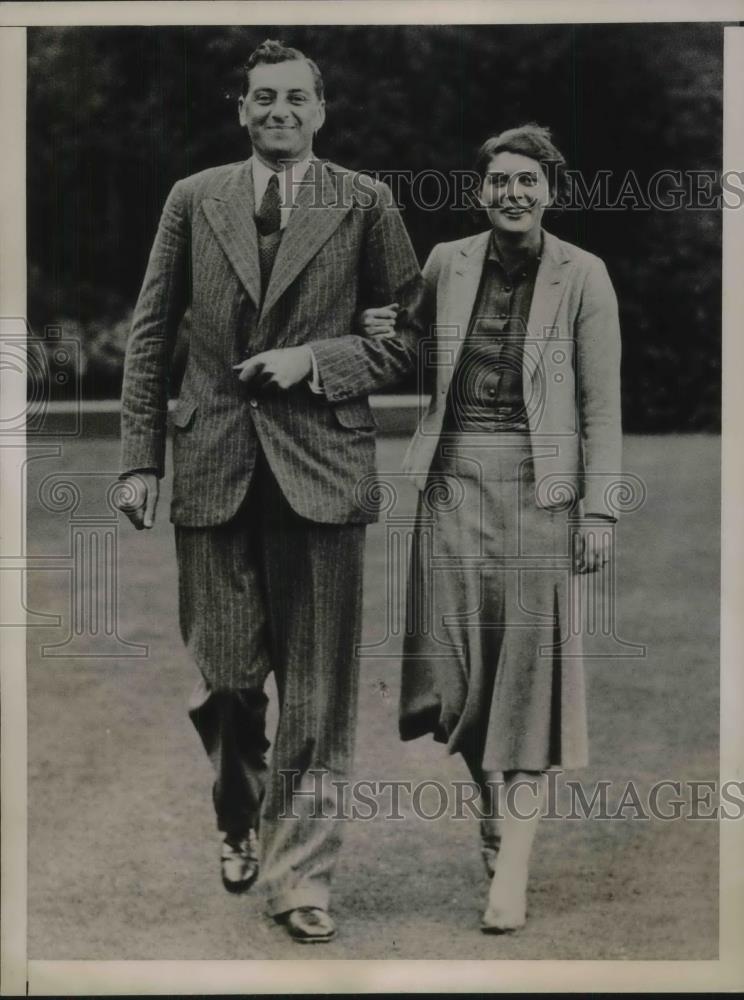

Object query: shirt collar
[488,229,544,271]
[251,154,315,209]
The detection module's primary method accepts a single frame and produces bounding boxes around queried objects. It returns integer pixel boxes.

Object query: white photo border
[1,2,743,994]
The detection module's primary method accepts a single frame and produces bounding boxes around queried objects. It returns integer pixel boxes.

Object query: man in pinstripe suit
[118,39,422,943]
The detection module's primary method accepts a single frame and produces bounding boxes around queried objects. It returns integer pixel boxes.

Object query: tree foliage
[27,24,723,429]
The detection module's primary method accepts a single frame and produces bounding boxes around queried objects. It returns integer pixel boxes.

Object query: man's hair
[242,38,324,100]
[474,123,567,200]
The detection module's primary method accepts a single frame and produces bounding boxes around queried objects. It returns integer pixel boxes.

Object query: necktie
[256,172,281,236]
[255,173,284,301]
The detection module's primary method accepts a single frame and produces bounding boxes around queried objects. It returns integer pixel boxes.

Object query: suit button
[249,398,258,409]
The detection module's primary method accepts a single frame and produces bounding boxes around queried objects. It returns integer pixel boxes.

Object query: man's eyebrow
[252,86,311,95]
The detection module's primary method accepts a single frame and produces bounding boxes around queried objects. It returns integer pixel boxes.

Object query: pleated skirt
[399,429,588,772]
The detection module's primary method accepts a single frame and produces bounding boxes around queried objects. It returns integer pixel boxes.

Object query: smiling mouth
[500,207,531,217]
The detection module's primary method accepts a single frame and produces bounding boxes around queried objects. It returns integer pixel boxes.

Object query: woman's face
[479,151,552,239]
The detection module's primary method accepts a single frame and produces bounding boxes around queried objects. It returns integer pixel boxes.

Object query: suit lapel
[201,159,261,309]
[438,231,490,391]
[260,160,352,318]
[522,231,573,384]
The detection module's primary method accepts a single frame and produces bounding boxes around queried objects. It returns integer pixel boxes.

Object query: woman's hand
[572,519,613,573]
[358,302,399,338]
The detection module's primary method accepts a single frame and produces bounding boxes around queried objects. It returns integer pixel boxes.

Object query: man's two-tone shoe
[220,830,259,893]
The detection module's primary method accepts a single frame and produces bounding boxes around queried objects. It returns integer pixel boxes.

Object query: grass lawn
[26,434,719,960]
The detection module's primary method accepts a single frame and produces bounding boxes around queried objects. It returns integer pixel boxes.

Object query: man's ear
[238,95,247,127]
[314,100,326,135]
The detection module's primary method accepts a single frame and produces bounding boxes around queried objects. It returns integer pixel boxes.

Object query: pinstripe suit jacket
[402,229,622,518]
[121,158,422,527]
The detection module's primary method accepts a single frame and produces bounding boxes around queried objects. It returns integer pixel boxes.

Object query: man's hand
[233,346,313,390]
[572,519,613,574]
[116,472,160,530]
[358,302,399,338]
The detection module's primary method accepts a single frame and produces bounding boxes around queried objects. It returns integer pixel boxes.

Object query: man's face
[479,151,552,239]
[238,59,325,167]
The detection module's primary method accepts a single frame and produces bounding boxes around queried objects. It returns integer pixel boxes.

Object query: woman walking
[361,125,622,932]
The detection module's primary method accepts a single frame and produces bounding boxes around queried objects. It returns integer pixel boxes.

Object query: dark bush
[27,23,723,429]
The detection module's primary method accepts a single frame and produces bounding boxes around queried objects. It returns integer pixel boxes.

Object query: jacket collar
[201,158,352,319]
[456,227,572,266]
[523,229,574,378]
[437,228,575,396]
[201,160,261,308]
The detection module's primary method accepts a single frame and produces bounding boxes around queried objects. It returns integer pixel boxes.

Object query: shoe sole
[480,910,527,934]
[290,932,336,944]
[274,915,336,943]
[221,872,259,894]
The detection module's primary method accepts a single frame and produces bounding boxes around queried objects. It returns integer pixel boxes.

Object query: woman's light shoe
[480,871,527,933]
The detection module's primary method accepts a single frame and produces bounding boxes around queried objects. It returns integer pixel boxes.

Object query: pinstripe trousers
[177,446,365,916]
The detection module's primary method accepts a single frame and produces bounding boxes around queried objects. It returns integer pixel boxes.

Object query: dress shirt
[444,229,614,520]
[251,155,324,393]
[251,154,313,231]
[445,231,541,431]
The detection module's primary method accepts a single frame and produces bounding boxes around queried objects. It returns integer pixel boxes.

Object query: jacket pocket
[171,399,197,429]
[332,400,377,429]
